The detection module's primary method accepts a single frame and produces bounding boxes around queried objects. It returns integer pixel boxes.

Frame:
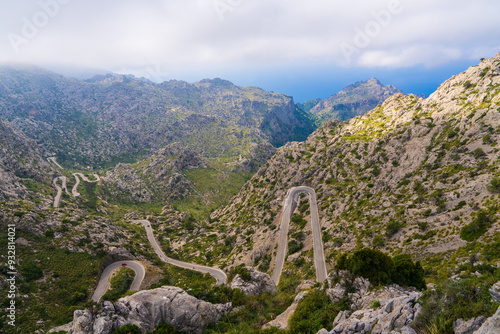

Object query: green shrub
[336,249,426,290]
[473,148,486,159]
[228,264,251,282]
[336,249,393,286]
[113,324,141,334]
[288,240,303,255]
[13,211,25,217]
[291,213,307,229]
[386,220,404,237]
[370,299,381,308]
[149,323,184,333]
[453,201,467,211]
[188,285,247,307]
[21,262,43,282]
[463,80,474,89]
[412,278,498,333]
[417,221,429,231]
[487,177,500,193]
[372,235,385,248]
[460,209,495,242]
[102,267,135,302]
[288,289,341,334]
[391,254,426,290]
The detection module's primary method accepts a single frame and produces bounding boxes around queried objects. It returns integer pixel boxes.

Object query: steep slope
[203,53,500,279]
[310,78,404,123]
[0,120,52,201]
[0,67,315,168]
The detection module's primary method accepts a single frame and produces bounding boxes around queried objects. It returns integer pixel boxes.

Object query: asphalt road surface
[91,260,145,302]
[272,186,327,285]
[52,176,68,208]
[134,220,227,285]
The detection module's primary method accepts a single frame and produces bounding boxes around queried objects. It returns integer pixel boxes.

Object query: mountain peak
[309,78,404,123]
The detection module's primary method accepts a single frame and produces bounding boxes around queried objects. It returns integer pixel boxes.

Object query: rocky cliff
[49,286,231,334]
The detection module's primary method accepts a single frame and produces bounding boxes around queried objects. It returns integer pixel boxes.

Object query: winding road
[52,176,69,208]
[134,219,228,285]
[49,157,101,206]
[71,173,101,197]
[91,260,145,302]
[272,186,327,285]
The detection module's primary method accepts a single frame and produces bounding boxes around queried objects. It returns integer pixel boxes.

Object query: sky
[1,0,500,102]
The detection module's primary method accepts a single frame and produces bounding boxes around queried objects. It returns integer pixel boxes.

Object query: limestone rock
[453,316,487,334]
[230,267,277,296]
[474,306,500,334]
[322,275,422,334]
[50,286,231,334]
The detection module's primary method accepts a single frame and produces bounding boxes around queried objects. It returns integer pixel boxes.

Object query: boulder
[474,306,500,334]
[453,316,487,334]
[49,286,231,334]
[230,267,277,296]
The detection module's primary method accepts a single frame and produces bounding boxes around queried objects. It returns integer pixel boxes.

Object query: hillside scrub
[335,248,426,290]
[412,278,499,334]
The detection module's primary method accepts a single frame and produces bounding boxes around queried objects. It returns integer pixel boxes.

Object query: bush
[412,278,497,333]
[487,177,500,193]
[370,299,381,308]
[188,285,247,307]
[386,220,404,237]
[372,235,385,248]
[335,249,426,290]
[391,254,426,290]
[102,267,135,302]
[149,323,184,333]
[288,289,341,334]
[288,240,303,255]
[113,324,141,334]
[460,209,494,242]
[336,249,393,286]
[473,148,486,159]
[228,264,251,282]
[21,262,43,282]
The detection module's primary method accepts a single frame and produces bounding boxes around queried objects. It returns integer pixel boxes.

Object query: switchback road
[272,186,327,285]
[91,260,145,302]
[134,220,227,285]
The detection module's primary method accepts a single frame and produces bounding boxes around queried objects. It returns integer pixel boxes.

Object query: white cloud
[0,0,499,71]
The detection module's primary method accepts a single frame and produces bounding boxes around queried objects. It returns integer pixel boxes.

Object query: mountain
[0,120,52,201]
[309,78,404,123]
[194,54,500,280]
[2,55,500,334]
[0,66,315,168]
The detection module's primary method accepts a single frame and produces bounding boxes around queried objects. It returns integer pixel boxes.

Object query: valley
[0,54,500,334]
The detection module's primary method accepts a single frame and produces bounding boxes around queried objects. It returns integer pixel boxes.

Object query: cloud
[0,0,499,72]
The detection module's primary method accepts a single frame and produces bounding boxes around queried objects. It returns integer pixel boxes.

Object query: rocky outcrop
[49,286,231,334]
[321,285,422,334]
[230,267,277,296]
[317,272,422,334]
[474,305,500,334]
[453,316,487,334]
